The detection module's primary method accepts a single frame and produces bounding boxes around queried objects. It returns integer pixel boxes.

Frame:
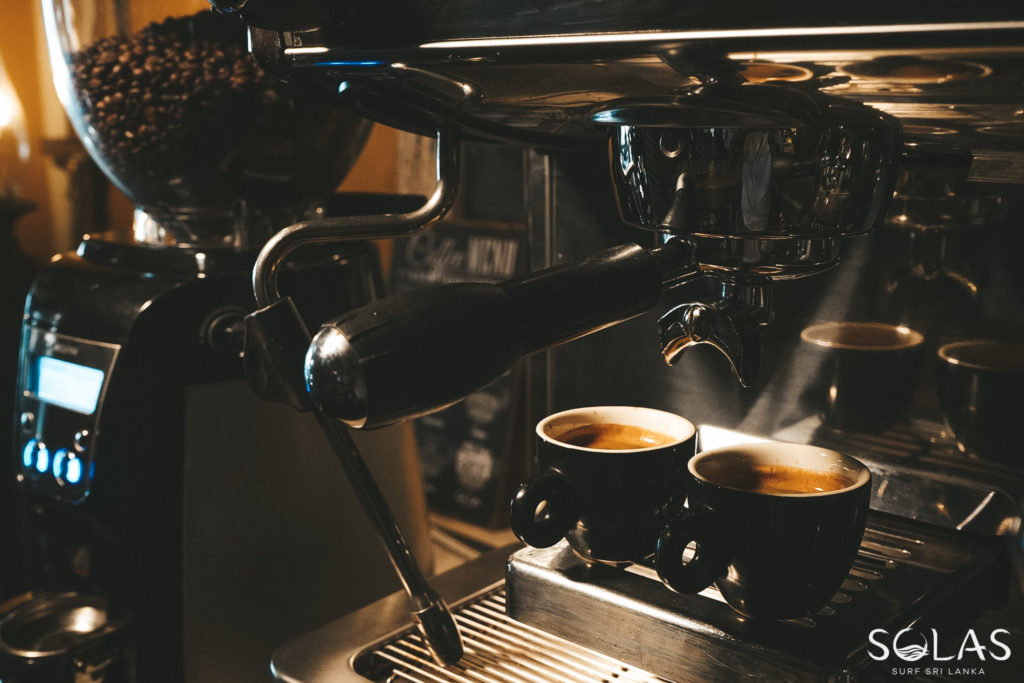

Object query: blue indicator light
[53,449,69,480]
[65,456,83,485]
[35,444,50,474]
[22,439,37,469]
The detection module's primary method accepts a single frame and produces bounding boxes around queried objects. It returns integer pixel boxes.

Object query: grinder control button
[53,449,68,482]
[53,449,83,486]
[73,430,89,452]
[34,443,50,474]
[65,455,83,485]
[22,439,37,469]
[19,412,35,434]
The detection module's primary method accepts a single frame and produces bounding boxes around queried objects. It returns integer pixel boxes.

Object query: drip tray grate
[354,590,671,683]
[506,511,999,681]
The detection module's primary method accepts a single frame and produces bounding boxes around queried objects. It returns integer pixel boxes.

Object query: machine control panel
[15,326,120,504]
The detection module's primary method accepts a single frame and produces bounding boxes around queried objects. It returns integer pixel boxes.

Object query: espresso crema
[557,423,677,450]
[702,462,855,494]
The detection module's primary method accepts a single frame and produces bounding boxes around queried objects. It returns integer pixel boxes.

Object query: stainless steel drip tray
[506,511,1000,681]
[271,514,1009,683]
[271,544,521,683]
[271,544,678,683]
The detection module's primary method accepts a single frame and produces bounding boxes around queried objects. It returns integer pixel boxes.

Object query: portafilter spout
[659,280,772,388]
[243,130,465,665]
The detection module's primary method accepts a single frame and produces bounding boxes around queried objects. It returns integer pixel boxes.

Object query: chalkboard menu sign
[390,220,530,527]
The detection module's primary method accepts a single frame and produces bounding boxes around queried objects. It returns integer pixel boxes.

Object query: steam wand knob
[658,280,772,387]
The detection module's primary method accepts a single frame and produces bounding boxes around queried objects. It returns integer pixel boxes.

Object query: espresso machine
[1,3,435,682]
[41,1,1024,681]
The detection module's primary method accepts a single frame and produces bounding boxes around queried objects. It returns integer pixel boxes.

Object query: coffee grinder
[2,3,433,682]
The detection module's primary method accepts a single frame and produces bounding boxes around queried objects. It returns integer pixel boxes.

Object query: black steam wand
[311,410,463,663]
[245,130,465,665]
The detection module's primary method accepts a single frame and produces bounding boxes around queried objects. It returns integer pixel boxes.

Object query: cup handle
[655,507,729,594]
[509,468,578,548]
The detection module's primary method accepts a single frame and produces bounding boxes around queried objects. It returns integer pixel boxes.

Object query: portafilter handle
[307,240,700,429]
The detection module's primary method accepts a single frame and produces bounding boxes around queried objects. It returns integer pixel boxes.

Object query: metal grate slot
[357,525,921,682]
[360,590,672,683]
[503,513,999,683]
[272,510,1002,683]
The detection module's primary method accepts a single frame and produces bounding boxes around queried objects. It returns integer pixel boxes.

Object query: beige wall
[0,0,60,261]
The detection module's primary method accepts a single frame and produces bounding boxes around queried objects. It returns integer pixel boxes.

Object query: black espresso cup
[800,321,925,432]
[510,406,697,565]
[656,442,871,620]
[937,339,1024,465]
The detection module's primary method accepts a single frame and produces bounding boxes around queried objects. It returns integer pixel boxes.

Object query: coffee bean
[67,10,367,218]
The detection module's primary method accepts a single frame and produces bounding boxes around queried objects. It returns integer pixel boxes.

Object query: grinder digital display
[35,356,105,415]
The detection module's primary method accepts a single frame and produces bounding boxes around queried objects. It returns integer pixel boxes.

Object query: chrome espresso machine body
[130,1,1024,681]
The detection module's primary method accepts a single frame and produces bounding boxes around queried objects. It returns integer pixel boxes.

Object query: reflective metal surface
[774,417,1024,538]
[0,592,124,682]
[246,9,1024,158]
[312,411,465,666]
[355,590,671,683]
[0,593,111,658]
[269,425,1024,682]
[601,90,899,247]
[659,280,771,386]
[252,129,460,307]
[271,545,521,683]
[528,139,1024,602]
[506,514,1005,682]
[275,580,677,683]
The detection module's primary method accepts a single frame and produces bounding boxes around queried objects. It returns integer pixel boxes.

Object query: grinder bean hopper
[43,0,369,248]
